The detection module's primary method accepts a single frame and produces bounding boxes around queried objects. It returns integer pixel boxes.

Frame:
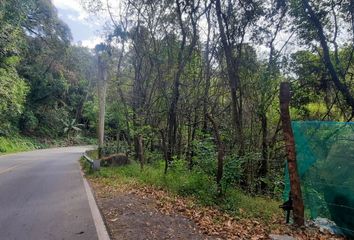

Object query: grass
[0,134,96,155]
[82,159,282,222]
[86,149,99,159]
[0,136,43,154]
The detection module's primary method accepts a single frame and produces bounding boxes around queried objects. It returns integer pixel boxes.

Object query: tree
[214,0,263,154]
[0,0,29,133]
[96,43,110,158]
[0,0,77,136]
[291,0,354,118]
[166,0,202,166]
[206,113,225,195]
[76,0,354,203]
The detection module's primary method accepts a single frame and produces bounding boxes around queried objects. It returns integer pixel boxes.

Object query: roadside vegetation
[0,135,97,155]
[0,136,42,154]
[82,158,281,221]
[85,161,282,221]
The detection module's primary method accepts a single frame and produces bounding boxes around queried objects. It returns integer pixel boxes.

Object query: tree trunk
[259,112,268,192]
[166,0,186,164]
[136,134,144,170]
[166,0,198,166]
[187,109,198,170]
[203,8,212,132]
[176,120,183,159]
[280,82,304,226]
[97,54,108,159]
[206,113,225,196]
[167,78,180,164]
[118,87,131,147]
[214,0,244,153]
[115,40,131,147]
[160,130,168,174]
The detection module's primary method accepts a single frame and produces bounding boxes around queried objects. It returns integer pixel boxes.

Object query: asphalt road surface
[0,146,99,240]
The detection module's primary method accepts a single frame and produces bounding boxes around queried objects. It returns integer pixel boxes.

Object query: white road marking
[81,166,110,240]
[0,162,32,175]
[0,165,20,175]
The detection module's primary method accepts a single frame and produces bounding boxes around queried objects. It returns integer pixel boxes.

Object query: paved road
[0,146,98,240]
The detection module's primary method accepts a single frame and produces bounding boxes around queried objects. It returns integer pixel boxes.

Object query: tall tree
[291,0,354,117]
[214,0,263,154]
[166,0,201,165]
[96,43,110,158]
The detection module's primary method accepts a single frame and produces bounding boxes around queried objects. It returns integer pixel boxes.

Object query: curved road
[0,146,99,240]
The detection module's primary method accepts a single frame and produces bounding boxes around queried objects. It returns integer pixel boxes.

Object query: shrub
[0,136,40,153]
[20,110,38,133]
[192,137,217,176]
[222,154,244,190]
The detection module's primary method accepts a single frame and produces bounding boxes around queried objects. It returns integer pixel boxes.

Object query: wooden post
[279,82,305,226]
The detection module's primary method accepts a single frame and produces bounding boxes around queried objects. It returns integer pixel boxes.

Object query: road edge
[81,170,111,240]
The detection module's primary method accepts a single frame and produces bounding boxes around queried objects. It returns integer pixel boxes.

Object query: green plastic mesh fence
[284,121,354,237]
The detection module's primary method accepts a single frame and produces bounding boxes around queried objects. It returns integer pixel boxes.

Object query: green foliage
[20,110,38,133]
[0,0,96,140]
[145,150,163,164]
[83,99,99,132]
[0,65,28,114]
[0,6,29,133]
[19,107,71,138]
[0,136,42,154]
[105,102,128,138]
[101,141,129,156]
[192,137,217,176]
[85,149,99,160]
[35,107,70,138]
[219,188,280,220]
[222,154,244,190]
[80,156,95,174]
[63,118,84,138]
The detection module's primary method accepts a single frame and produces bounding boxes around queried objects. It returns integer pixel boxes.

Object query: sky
[52,0,105,48]
[51,0,294,54]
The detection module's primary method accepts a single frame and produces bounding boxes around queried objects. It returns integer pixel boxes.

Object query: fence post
[84,153,100,171]
[280,82,304,226]
[93,159,101,171]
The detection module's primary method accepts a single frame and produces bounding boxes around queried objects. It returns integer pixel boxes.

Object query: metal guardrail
[83,153,100,171]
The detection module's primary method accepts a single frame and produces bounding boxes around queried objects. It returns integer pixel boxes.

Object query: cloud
[80,36,104,49]
[52,0,120,48]
[52,0,84,15]
[52,0,89,21]
[52,0,104,44]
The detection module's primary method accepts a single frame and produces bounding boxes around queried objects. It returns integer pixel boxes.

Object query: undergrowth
[0,135,96,155]
[82,159,281,222]
[0,136,42,154]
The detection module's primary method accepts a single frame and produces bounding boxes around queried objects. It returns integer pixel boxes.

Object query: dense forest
[1,0,354,234]
[1,0,97,148]
[85,0,354,195]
